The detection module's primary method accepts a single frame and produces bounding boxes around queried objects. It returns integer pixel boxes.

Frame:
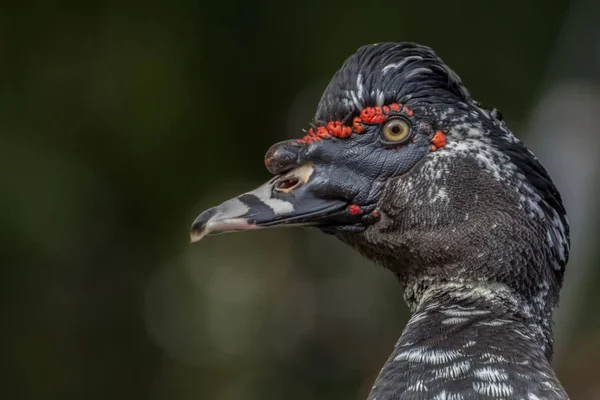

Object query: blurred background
[3,0,600,398]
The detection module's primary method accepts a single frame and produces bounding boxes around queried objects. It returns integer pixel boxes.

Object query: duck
[190,42,570,399]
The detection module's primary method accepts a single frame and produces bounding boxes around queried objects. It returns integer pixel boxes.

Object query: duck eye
[382,119,411,142]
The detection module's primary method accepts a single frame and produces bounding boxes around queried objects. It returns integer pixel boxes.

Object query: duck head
[190,43,570,353]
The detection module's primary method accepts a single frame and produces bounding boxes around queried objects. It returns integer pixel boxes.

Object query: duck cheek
[312,168,371,203]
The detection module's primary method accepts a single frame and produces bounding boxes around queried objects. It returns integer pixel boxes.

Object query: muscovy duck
[190,42,570,399]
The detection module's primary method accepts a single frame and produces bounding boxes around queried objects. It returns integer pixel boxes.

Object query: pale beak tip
[189,207,218,243]
[190,228,207,243]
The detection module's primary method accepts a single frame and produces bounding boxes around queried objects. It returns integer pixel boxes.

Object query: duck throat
[368,283,567,400]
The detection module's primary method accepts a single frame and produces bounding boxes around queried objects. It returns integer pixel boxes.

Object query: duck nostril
[272,164,314,193]
[274,177,301,192]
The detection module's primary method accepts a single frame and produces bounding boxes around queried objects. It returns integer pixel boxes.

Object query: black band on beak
[190,164,352,242]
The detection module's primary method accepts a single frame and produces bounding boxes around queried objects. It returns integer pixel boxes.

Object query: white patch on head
[349,90,361,110]
[376,89,385,106]
[356,73,364,103]
[404,67,433,80]
[341,96,354,111]
[381,55,423,75]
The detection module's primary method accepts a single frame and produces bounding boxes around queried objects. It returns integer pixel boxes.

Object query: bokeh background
[4,0,600,398]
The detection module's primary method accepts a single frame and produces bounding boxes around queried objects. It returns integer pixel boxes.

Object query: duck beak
[190,163,350,242]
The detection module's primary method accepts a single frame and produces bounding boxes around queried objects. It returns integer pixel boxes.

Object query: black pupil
[391,125,402,134]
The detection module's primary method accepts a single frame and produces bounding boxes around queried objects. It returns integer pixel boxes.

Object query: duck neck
[367,282,567,400]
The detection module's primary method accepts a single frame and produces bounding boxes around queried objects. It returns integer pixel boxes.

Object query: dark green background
[3,1,599,399]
